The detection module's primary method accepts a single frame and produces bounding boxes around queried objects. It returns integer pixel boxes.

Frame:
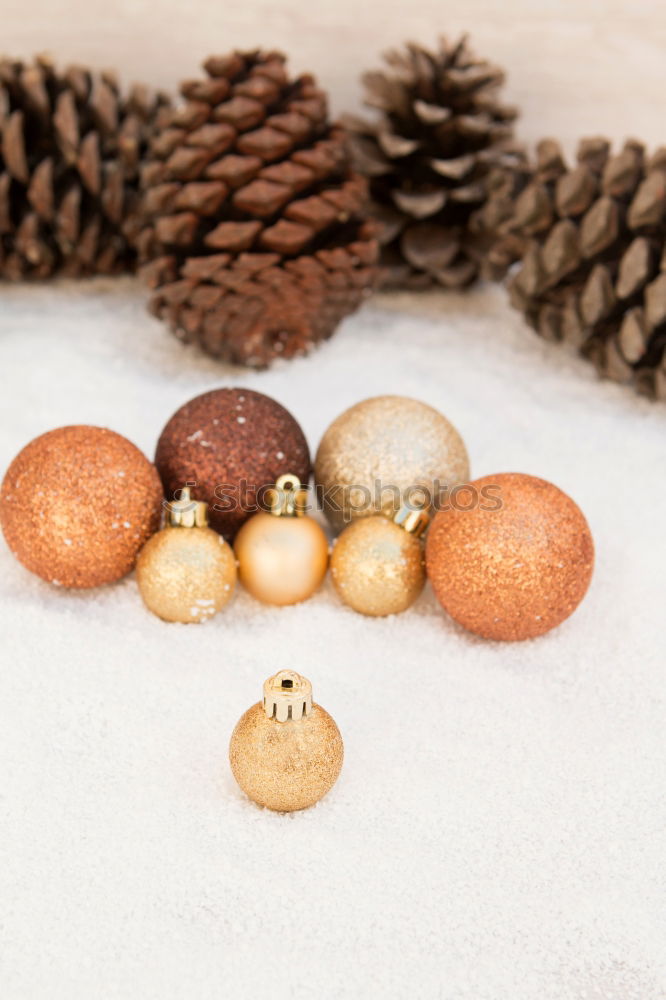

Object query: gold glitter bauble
[314,395,469,533]
[136,494,237,623]
[233,475,328,606]
[425,473,595,641]
[229,670,343,812]
[0,426,163,588]
[330,514,426,616]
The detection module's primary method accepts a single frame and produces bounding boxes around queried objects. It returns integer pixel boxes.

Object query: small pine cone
[507,137,666,400]
[344,35,524,290]
[138,50,378,367]
[0,54,169,279]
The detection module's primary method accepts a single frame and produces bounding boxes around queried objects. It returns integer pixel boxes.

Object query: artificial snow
[0,278,664,1000]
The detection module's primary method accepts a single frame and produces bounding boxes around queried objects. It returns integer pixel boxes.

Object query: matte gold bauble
[330,504,428,616]
[314,395,469,533]
[233,475,328,606]
[425,472,595,641]
[136,488,236,623]
[229,670,344,812]
[0,425,163,588]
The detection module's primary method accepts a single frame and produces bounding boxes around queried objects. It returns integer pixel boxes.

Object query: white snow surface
[0,279,664,1000]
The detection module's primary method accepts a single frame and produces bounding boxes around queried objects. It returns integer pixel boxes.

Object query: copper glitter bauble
[136,488,236,623]
[155,388,310,540]
[0,426,163,588]
[314,395,469,534]
[229,670,343,812]
[330,505,428,616]
[234,474,328,606]
[425,473,595,641]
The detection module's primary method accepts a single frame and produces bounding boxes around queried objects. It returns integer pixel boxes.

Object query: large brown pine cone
[0,55,168,279]
[507,138,666,400]
[138,50,378,368]
[344,35,523,290]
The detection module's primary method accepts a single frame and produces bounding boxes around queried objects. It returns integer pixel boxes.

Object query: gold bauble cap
[393,500,430,537]
[263,669,313,722]
[165,486,209,527]
[265,474,309,518]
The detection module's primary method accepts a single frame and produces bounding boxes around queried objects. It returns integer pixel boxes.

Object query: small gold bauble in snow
[330,503,428,616]
[229,670,344,812]
[233,474,328,606]
[136,488,236,623]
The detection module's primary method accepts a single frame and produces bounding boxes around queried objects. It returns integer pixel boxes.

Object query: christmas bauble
[330,505,428,616]
[425,473,595,640]
[229,670,343,812]
[136,488,236,623]
[0,426,163,588]
[314,395,469,533]
[155,388,310,540]
[233,475,328,606]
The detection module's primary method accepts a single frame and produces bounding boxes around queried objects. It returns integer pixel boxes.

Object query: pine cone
[138,50,378,368]
[0,55,168,279]
[507,137,666,400]
[344,35,523,290]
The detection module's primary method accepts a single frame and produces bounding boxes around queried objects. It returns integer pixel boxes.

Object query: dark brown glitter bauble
[155,388,310,539]
[0,426,163,588]
[425,473,594,641]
